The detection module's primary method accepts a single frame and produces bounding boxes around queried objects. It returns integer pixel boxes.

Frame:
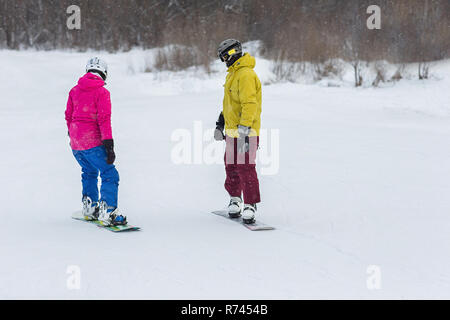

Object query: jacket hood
[77,73,105,91]
[228,53,256,71]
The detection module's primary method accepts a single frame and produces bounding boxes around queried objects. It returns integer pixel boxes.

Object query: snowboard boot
[82,196,99,220]
[242,203,257,224]
[98,201,127,226]
[228,196,243,219]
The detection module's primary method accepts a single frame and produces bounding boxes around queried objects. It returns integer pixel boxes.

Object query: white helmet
[86,57,108,80]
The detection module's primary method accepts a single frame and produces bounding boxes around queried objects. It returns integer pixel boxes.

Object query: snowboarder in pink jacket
[65,57,126,226]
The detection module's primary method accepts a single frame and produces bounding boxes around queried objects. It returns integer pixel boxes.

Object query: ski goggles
[218,48,237,62]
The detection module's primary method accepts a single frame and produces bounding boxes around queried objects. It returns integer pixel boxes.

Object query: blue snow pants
[72,145,119,208]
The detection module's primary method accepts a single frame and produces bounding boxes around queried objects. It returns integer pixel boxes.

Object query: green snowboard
[72,211,140,232]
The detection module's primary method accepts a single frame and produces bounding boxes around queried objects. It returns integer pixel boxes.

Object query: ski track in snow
[1,50,450,299]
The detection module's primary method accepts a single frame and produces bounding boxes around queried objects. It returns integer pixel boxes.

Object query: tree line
[0,0,449,65]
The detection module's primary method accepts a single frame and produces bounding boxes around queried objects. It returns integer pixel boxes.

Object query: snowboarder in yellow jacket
[214,39,262,224]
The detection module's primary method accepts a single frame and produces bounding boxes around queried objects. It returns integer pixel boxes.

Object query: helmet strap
[226,53,242,67]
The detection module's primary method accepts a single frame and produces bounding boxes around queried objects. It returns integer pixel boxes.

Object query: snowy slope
[1,50,450,299]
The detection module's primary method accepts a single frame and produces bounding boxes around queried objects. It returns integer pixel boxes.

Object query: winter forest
[1,1,449,74]
[1,0,450,301]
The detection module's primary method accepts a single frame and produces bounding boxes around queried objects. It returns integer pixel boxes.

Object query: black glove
[102,139,116,164]
[237,125,250,153]
[214,112,225,141]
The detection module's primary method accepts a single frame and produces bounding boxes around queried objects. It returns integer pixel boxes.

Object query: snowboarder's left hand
[237,125,250,153]
[102,139,116,164]
[214,112,225,141]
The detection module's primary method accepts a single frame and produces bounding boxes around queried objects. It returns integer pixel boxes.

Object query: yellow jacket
[223,53,262,137]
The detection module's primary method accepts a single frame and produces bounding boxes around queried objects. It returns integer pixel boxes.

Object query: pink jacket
[65,73,113,150]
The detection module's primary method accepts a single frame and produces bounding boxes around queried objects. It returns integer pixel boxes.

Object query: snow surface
[1,49,450,299]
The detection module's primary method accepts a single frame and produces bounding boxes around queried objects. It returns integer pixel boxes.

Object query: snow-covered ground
[1,49,450,299]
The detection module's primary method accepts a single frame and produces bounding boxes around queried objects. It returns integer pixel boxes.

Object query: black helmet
[217,39,242,66]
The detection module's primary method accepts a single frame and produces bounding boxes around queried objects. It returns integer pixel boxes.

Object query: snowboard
[212,210,275,231]
[71,211,141,232]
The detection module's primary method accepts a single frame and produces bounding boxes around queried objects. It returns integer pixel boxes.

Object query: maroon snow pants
[224,136,261,204]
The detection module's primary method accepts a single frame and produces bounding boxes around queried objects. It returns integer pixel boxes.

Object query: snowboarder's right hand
[214,112,225,141]
[102,139,116,164]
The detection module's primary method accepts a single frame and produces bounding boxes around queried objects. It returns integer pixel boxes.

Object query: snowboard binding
[98,201,127,226]
[242,204,256,225]
[228,212,242,219]
[109,212,127,226]
[228,196,243,219]
[82,196,99,221]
